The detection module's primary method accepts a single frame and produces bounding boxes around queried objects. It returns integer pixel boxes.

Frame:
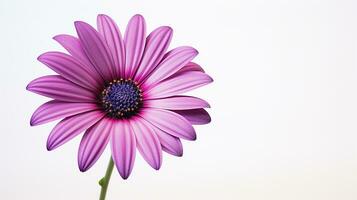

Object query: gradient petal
[38,52,102,91]
[134,26,173,83]
[144,95,210,110]
[175,62,205,74]
[111,120,136,179]
[30,100,98,126]
[143,46,198,87]
[130,117,162,170]
[75,21,115,80]
[139,108,196,140]
[174,109,211,125]
[124,14,146,78]
[144,71,213,99]
[97,14,125,77]
[47,110,105,150]
[27,75,96,102]
[148,123,183,157]
[78,117,113,172]
[53,34,99,77]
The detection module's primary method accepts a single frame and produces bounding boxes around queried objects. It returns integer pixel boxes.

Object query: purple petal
[47,110,105,150]
[124,14,146,78]
[38,51,102,91]
[144,71,213,99]
[130,116,162,170]
[143,46,198,87]
[176,62,205,74]
[53,34,98,74]
[174,109,211,125]
[75,21,115,81]
[139,108,196,140]
[149,124,183,157]
[78,117,113,172]
[27,75,96,102]
[134,26,173,83]
[97,14,125,77]
[111,120,136,179]
[30,100,98,126]
[144,95,210,110]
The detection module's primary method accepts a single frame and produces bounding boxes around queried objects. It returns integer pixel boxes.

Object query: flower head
[27,14,212,179]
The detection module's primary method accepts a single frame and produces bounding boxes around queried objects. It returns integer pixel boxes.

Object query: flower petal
[47,110,105,150]
[38,51,102,91]
[149,124,183,157]
[75,21,115,80]
[139,108,196,140]
[175,62,205,74]
[144,95,210,110]
[27,75,96,102]
[144,71,213,99]
[134,26,173,83]
[97,14,125,77]
[30,100,98,126]
[143,46,198,87]
[111,120,136,179]
[78,117,113,172]
[124,14,146,78]
[53,34,99,77]
[130,117,162,170]
[174,109,211,125]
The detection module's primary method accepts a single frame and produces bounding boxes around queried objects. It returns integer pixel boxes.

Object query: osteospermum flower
[27,14,212,199]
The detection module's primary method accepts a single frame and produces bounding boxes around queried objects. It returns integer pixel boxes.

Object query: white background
[1,0,357,199]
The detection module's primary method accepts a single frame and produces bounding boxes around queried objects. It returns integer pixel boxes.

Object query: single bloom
[27,14,212,179]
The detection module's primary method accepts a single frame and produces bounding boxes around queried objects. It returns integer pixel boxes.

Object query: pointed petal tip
[52,35,60,40]
[156,26,173,36]
[74,21,88,29]
[153,163,161,170]
[207,74,214,83]
[37,52,50,63]
[162,26,173,32]
[168,146,183,157]
[78,156,86,172]
[46,143,54,151]
[97,14,112,22]
[52,34,74,43]
[194,49,199,55]
[46,135,59,151]
[119,171,130,180]
[25,83,30,91]
[29,117,36,126]
[186,129,197,141]
[78,165,88,172]
[78,157,91,172]
[129,14,146,25]
[133,14,144,19]
[97,13,107,18]
[37,54,43,61]
[26,81,36,92]
[46,136,57,151]
[173,150,183,157]
[74,20,82,25]
[152,156,162,170]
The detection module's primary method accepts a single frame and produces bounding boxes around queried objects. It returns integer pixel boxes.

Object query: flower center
[100,79,142,119]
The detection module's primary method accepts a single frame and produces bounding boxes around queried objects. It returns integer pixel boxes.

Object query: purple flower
[27,14,212,179]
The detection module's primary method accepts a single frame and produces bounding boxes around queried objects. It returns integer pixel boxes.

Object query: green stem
[99,157,114,200]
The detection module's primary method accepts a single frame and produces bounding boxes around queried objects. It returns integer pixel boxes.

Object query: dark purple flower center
[100,79,142,119]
